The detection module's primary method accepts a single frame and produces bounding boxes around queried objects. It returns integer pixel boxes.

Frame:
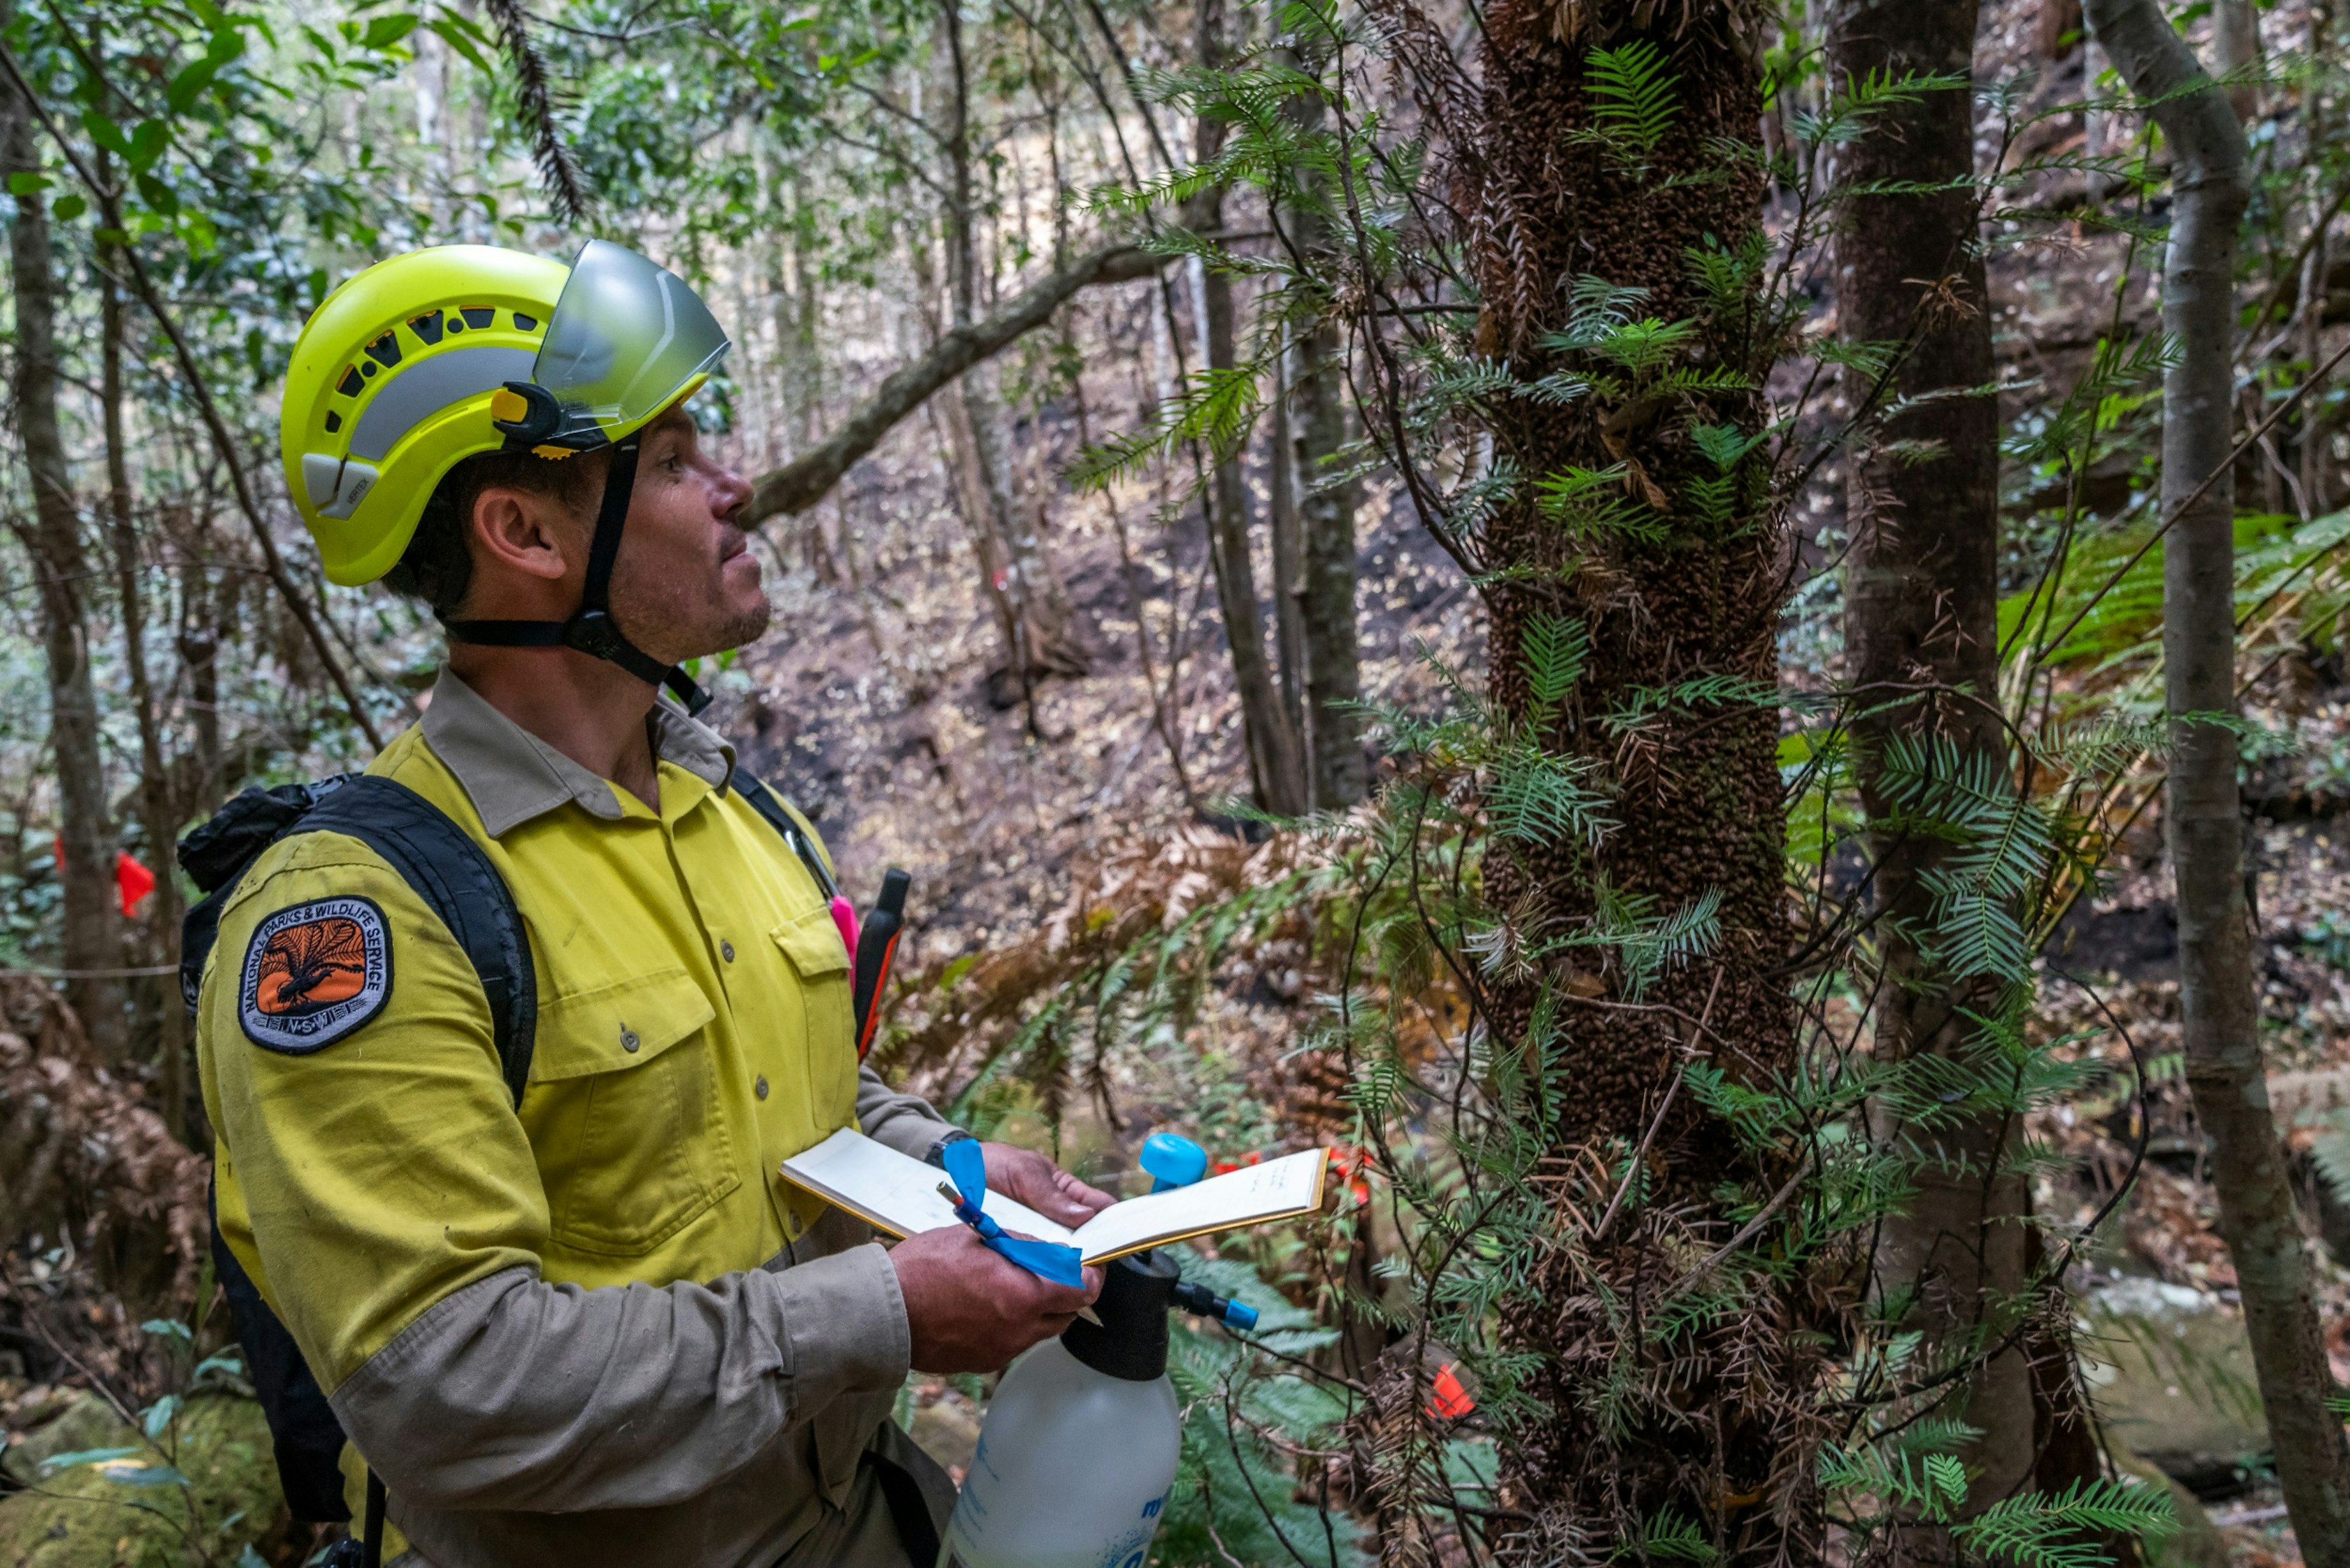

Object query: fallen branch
[747,240,1165,523]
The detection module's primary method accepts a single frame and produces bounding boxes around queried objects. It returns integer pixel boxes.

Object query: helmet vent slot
[460,307,494,329]
[362,332,402,370]
[408,311,445,346]
[337,367,364,397]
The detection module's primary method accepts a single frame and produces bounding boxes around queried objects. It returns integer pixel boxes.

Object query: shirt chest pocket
[769,904,857,1122]
[523,966,739,1257]
[770,903,852,1029]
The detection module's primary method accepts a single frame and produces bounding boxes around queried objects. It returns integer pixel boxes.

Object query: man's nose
[717,464,755,526]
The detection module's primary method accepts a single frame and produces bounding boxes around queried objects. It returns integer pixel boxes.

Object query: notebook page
[1070,1148,1329,1263]
[779,1128,1077,1246]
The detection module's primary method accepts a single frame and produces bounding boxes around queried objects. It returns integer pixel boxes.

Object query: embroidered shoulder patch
[239,896,393,1054]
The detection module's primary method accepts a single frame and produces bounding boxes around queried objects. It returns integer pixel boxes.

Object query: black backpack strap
[180,777,362,1017]
[734,769,840,902]
[193,775,536,1539]
[298,776,539,1105]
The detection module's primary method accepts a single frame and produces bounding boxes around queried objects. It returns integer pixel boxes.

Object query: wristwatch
[923,1128,974,1168]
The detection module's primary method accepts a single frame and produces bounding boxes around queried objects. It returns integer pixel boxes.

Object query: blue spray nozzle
[1140,1132,1209,1193]
[1171,1280,1258,1332]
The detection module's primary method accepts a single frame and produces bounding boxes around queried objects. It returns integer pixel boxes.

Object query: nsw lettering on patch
[239,896,392,1053]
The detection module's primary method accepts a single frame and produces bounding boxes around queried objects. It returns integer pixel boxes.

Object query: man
[198,241,1106,1567]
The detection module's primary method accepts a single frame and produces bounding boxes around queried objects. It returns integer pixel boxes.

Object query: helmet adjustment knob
[490,380,563,446]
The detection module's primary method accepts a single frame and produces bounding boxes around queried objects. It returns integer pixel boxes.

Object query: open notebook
[780,1129,1330,1264]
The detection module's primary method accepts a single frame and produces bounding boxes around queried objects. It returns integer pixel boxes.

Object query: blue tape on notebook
[939,1138,1086,1290]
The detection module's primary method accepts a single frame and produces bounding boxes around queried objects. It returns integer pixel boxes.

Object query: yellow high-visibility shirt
[198,668,952,1566]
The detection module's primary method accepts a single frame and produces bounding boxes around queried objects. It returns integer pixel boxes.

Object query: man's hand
[980,1141,1116,1228]
[890,1224,1104,1373]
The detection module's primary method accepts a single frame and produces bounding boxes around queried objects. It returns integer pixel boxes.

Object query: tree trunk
[4,54,125,1061]
[1463,3,1802,1550]
[1830,0,2034,1543]
[2087,1,2350,1561]
[936,388,1031,693]
[1274,12,1365,811]
[2039,0,2086,58]
[1190,0,1307,815]
[2302,2,2333,517]
[938,0,1088,695]
[181,561,225,817]
[1267,355,1309,749]
[99,215,189,1142]
[2212,0,2263,122]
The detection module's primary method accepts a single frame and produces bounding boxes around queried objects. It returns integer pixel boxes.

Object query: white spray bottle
[941,1135,1257,1568]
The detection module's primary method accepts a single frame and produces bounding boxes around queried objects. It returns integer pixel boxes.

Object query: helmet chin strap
[444,434,713,716]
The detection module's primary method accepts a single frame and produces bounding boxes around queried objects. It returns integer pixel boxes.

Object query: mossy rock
[0,1394,292,1567]
[3,1399,138,1488]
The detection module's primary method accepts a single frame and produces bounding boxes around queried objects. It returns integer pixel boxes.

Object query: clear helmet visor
[532,240,730,433]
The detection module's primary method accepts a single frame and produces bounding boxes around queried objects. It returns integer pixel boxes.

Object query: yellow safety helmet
[281,241,730,588]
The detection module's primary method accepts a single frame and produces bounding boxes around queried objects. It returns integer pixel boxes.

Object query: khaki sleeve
[856,1062,958,1159]
[205,835,911,1513]
[328,1247,908,1512]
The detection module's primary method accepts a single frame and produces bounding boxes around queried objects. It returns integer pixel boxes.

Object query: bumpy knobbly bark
[1471,0,1785,1203]
[1457,2,1807,1553]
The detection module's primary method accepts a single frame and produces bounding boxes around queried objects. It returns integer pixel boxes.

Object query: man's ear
[468,485,576,586]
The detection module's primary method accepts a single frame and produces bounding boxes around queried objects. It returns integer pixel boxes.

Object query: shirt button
[722,939,737,963]
[755,1074,769,1100]
[621,1026,641,1053]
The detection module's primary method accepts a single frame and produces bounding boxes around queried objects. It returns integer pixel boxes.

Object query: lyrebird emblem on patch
[239,896,392,1053]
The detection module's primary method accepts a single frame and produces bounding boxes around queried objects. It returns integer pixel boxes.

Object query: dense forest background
[6,0,2350,1561]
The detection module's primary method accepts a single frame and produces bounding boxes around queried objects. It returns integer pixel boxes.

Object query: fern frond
[1542,276,1652,354]
[1594,317,1698,375]
[1952,1477,2176,1568]
[2312,1111,2350,1208]
[1689,422,1767,471]
[1522,613,1589,710]
[1636,1507,1718,1564]
[1580,39,1679,173]
[1537,465,1668,542]
[1483,741,1614,847]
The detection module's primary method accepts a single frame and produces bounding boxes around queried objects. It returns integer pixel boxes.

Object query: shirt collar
[420,666,738,837]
